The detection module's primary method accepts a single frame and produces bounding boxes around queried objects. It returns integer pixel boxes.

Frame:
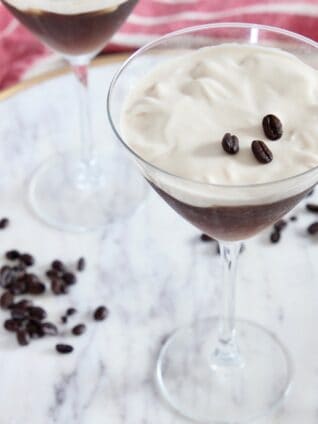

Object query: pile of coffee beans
[0,245,109,354]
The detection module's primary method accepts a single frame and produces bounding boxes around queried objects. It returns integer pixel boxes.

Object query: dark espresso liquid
[3,0,137,55]
[151,183,309,241]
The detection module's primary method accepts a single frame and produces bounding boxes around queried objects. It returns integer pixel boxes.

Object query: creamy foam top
[121,44,318,189]
[5,0,128,14]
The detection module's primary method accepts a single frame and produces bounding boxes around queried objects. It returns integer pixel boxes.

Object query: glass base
[157,318,292,423]
[29,150,147,232]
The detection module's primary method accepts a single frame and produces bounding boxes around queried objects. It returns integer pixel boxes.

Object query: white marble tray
[0,56,318,424]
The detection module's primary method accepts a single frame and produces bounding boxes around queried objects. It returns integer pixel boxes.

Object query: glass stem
[212,241,242,367]
[72,62,94,165]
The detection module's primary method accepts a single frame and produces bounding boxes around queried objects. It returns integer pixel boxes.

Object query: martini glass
[107,23,318,423]
[2,0,144,231]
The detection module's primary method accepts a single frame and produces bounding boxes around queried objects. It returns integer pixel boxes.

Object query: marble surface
[0,58,318,424]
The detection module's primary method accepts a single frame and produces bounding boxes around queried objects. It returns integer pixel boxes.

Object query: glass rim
[107,22,318,190]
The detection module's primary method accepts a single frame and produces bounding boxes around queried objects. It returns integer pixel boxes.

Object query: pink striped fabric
[1,0,318,88]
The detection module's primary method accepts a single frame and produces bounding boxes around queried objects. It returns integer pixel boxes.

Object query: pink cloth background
[1,0,318,89]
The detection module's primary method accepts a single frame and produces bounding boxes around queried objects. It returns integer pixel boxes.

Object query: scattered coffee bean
[221,133,239,155]
[0,218,9,229]
[27,281,46,295]
[77,257,85,272]
[4,319,21,332]
[0,291,14,309]
[72,324,86,336]
[51,279,66,295]
[63,272,76,286]
[306,203,318,213]
[307,222,318,235]
[20,254,34,267]
[66,307,77,316]
[94,306,108,321]
[200,233,215,242]
[28,306,47,321]
[27,320,44,339]
[274,219,287,232]
[262,114,283,140]
[290,215,297,222]
[11,308,28,320]
[61,316,68,324]
[56,344,73,354]
[46,269,59,280]
[13,299,33,309]
[16,329,30,346]
[42,322,58,336]
[251,140,273,164]
[270,230,281,243]
[51,260,65,272]
[5,250,20,261]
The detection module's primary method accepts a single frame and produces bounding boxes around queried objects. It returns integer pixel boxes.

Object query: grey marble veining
[0,61,317,423]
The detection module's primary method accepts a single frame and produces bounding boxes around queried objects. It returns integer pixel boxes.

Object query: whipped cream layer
[4,0,128,14]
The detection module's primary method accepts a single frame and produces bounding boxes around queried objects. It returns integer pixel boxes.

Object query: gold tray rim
[0,53,128,101]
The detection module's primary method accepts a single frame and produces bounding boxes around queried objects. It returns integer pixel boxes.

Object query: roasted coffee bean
[28,306,47,321]
[27,281,46,295]
[27,320,44,339]
[42,322,58,336]
[251,140,273,164]
[4,319,21,332]
[72,324,86,336]
[46,269,59,280]
[56,344,73,354]
[61,316,68,324]
[200,234,215,242]
[16,330,30,346]
[94,306,108,321]
[51,279,68,295]
[51,260,65,272]
[77,257,85,272]
[8,281,26,295]
[66,307,77,316]
[274,219,287,232]
[63,272,76,286]
[290,215,298,222]
[0,266,14,287]
[306,203,318,213]
[270,230,281,243]
[13,299,33,309]
[0,218,9,229]
[221,133,239,155]
[262,114,283,140]
[11,308,28,320]
[5,250,20,261]
[307,222,318,235]
[0,291,14,309]
[20,254,34,267]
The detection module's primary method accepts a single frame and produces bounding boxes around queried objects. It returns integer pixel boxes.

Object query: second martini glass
[108,23,318,423]
[2,0,143,231]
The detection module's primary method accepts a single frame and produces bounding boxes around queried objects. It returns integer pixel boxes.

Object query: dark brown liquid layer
[3,0,137,56]
[151,183,309,241]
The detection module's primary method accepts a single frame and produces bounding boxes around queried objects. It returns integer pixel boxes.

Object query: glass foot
[29,149,148,232]
[157,318,292,423]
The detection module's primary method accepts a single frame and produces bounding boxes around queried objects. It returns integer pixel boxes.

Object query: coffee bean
[306,203,318,213]
[307,222,318,235]
[290,215,298,222]
[221,133,239,155]
[27,320,44,339]
[42,322,58,336]
[72,324,86,336]
[4,319,21,332]
[61,316,68,324]
[94,306,108,321]
[66,307,77,316]
[0,291,14,309]
[270,230,281,243]
[16,330,30,346]
[11,308,28,320]
[0,266,14,287]
[20,254,34,267]
[13,299,33,309]
[27,281,46,295]
[8,281,26,295]
[28,306,47,321]
[56,344,73,354]
[274,219,287,232]
[77,257,85,272]
[63,272,76,286]
[46,269,59,280]
[200,234,215,242]
[51,260,65,272]
[251,140,273,164]
[262,114,283,140]
[5,250,20,261]
[0,218,9,229]
[51,279,64,295]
